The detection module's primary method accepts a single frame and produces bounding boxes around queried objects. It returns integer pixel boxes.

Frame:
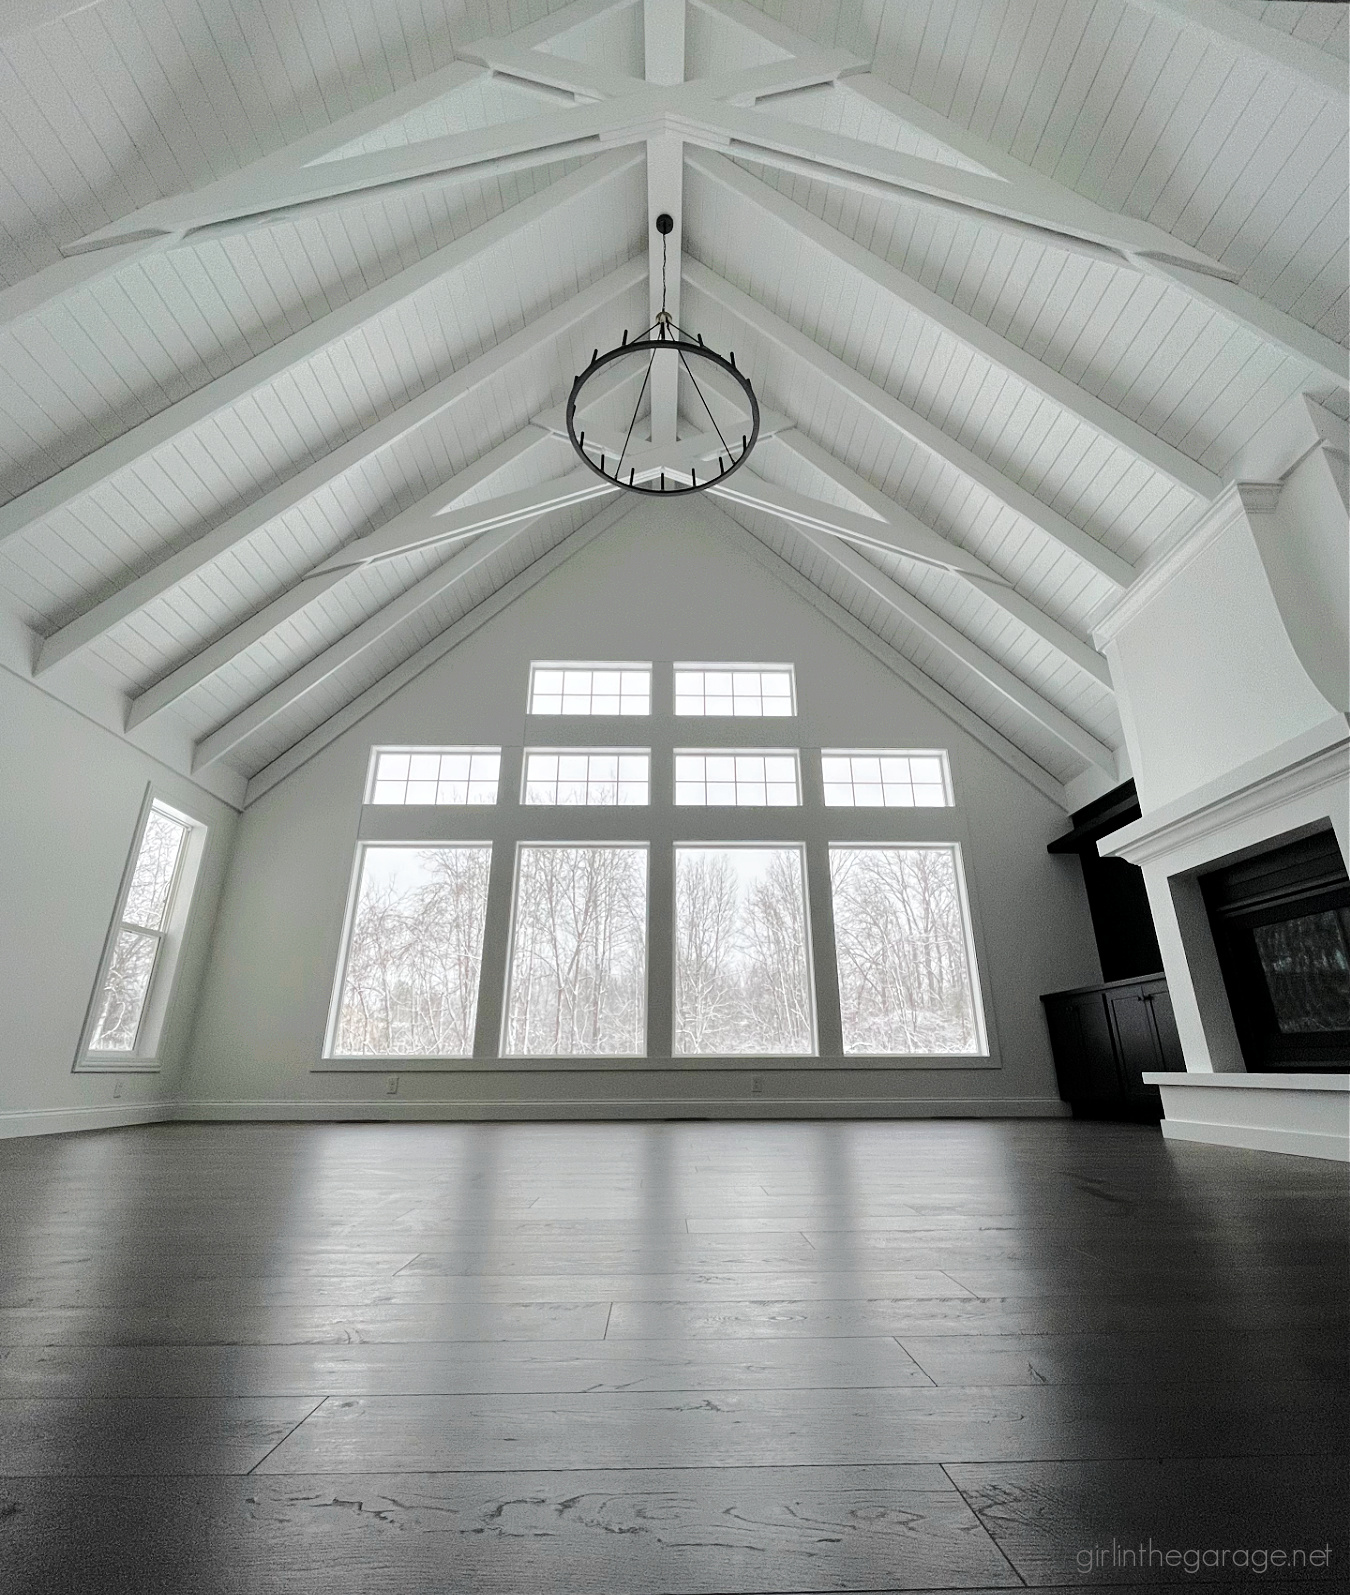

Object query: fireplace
[1201,828,1350,1072]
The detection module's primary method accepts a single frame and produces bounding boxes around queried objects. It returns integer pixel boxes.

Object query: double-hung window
[81,798,205,1066]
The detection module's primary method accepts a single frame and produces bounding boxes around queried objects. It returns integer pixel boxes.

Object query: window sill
[75,1058,162,1074]
[313,1054,998,1073]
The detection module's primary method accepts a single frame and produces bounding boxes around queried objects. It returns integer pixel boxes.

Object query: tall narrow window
[331,845,492,1057]
[85,799,203,1061]
[504,845,648,1055]
[674,845,815,1055]
[830,844,985,1055]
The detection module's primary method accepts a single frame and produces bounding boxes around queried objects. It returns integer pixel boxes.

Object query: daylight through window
[675,667,794,716]
[88,803,194,1054]
[523,751,650,806]
[503,845,648,1056]
[674,752,800,806]
[822,752,950,807]
[674,846,815,1055]
[830,844,984,1055]
[369,749,500,805]
[332,845,492,1057]
[529,665,651,716]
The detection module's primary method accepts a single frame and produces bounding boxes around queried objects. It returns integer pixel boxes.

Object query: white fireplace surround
[1101,722,1349,1162]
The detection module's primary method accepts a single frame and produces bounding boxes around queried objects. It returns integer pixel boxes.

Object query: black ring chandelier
[566,213,759,494]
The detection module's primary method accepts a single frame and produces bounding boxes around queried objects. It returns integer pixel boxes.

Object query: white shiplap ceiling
[0,0,1345,809]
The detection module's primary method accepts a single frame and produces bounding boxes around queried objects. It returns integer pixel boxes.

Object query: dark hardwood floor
[0,1119,1345,1593]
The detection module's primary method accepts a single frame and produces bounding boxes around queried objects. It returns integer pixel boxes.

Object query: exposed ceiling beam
[36,257,645,675]
[1124,0,1349,102]
[190,492,605,773]
[313,471,618,573]
[841,75,1349,392]
[748,429,1113,687]
[730,493,1116,776]
[241,493,638,805]
[688,149,1222,502]
[124,430,557,733]
[644,0,687,446]
[685,258,1137,589]
[0,149,641,555]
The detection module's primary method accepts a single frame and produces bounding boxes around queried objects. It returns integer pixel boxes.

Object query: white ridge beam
[0,149,641,554]
[37,257,645,675]
[765,428,1113,686]
[125,430,557,731]
[190,494,610,773]
[644,0,686,446]
[688,149,1221,501]
[758,506,1116,775]
[685,258,1136,589]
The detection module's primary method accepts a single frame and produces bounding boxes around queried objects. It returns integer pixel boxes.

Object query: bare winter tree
[505,845,647,1055]
[675,848,813,1055]
[335,846,492,1057]
[830,846,980,1054]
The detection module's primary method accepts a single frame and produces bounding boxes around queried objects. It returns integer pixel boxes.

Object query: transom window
[523,750,650,806]
[529,664,651,716]
[369,748,501,806]
[674,751,801,806]
[675,665,794,716]
[821,751,951,807]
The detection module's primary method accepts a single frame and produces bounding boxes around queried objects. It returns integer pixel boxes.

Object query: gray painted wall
[0,665,236,1135]
[180,498,1099,1119]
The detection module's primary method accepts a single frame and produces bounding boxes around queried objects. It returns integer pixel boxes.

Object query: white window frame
[365,746,502,806]
[673,663,797,717]
[827,840,989,1058]
[521,748,652,806]
[820,749,954,807]
[76,790,208,1071]
[323,840,495,1060]
[527,662,653,716]
[673,749,802,806]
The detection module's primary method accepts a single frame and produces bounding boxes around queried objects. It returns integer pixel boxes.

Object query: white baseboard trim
[0,1101,175,1140]
[175,1096,1073,1123]
[1160,1117,1349,1163]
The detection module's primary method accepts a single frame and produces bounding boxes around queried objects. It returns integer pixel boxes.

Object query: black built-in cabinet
[1042,780,1177,1119]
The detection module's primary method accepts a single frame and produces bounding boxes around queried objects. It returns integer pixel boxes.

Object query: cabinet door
[1044,992,1121,1111]
[1143,982,1185,1072]
[1104,986,1165,1115]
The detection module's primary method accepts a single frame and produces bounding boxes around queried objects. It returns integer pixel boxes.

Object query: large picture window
[829,844,985,1055]
[331,845,492,1057]
[674,845,815,1056]
[503,844,648,1056]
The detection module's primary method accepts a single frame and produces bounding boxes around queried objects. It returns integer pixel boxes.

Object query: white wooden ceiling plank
[1124,0,1349,100]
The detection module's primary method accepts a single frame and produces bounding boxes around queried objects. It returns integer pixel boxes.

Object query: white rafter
[0,150,642,554]
[1124,0,1349,102]
[685,258,1137,589]
[687,149,1223,502]
[36,259,646,675]
[724,482,1116,775]
[739,429,1113,687]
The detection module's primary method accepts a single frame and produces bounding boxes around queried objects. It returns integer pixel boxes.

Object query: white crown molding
[1091,482,1281,649]
[1101,718,1348,869]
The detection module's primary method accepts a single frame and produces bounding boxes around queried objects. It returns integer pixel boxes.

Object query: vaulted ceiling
[1,0,1345,810]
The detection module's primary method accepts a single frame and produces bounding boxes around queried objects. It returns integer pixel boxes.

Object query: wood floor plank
[249,1383,1349,1473]
[0,1336,935,1399]
[0,1466,1022,1594]
[946,1456,1348,1586]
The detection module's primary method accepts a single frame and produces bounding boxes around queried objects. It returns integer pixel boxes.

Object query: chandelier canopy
[566,213,759,495]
